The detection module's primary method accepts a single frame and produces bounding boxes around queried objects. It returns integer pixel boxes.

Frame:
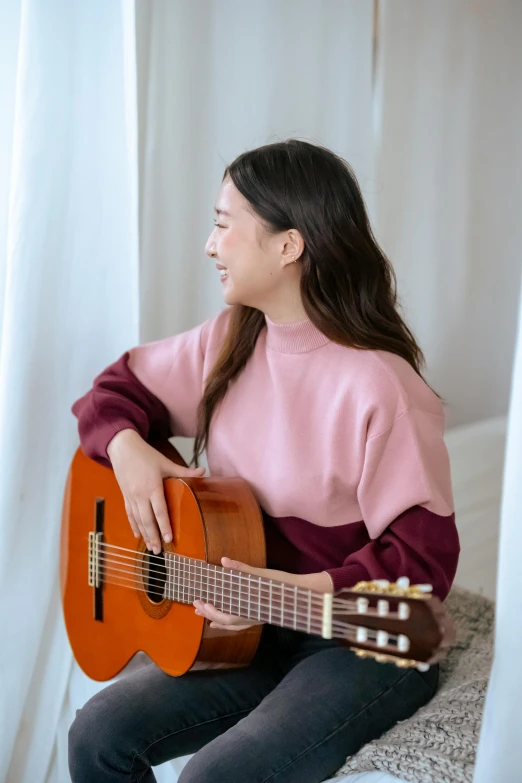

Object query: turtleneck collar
[264,314,330,353]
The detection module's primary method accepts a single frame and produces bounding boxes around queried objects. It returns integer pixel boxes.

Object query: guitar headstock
[331,578,454,670]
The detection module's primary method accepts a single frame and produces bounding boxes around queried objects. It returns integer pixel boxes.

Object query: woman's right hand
[107,428,205,554]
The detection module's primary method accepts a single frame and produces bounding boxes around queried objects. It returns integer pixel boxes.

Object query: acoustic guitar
[61,441,455,682]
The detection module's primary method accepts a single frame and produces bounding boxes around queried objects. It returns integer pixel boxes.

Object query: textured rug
[337,586,494,783]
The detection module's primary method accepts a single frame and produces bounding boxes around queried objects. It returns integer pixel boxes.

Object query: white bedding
[156,759,404,783]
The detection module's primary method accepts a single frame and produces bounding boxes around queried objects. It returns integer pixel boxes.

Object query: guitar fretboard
[163,553,330,636]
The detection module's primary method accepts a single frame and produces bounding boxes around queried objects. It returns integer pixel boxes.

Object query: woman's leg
[68,627,284,783]
[177,632,439,783]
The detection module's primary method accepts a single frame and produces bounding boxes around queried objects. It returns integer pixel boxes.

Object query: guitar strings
[100,568,338,632]
[98,569,368,638]
[98,541,327,603]
[95,554,332,623]
[95,549,329,608]
[96,554,329,616]
[101,543,404,611]
[95,543,379,613]
[97,541,329,607]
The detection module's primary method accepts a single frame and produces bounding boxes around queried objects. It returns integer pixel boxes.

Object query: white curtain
[0,1,139,781]
[373,0,522,431]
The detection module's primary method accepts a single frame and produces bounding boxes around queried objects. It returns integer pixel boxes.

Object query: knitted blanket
[337,586,494,783]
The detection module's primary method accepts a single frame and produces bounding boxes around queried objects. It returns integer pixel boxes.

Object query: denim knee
[69,707,95,774]
[177,741,253,783]
[68,698,123,779]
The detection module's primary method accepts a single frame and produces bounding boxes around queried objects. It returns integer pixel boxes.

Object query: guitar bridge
[88,531,103,588]
[88,498,105,621]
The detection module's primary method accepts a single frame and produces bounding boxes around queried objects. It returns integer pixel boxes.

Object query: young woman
[68,139,459,783]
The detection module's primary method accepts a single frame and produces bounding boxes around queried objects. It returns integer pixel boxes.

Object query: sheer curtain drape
[0,1,139,781]
[373,0,522,430]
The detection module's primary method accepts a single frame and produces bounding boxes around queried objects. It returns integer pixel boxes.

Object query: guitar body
[61,444,266,681]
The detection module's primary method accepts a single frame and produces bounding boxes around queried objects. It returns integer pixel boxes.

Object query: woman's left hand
[192,557,333,631]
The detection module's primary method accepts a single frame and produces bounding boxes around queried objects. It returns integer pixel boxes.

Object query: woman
[68,139,459,783]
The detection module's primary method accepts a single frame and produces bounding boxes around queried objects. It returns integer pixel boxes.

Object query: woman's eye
[213,221,226,228]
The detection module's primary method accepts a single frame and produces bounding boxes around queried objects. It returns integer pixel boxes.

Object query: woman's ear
[280,229,305,267]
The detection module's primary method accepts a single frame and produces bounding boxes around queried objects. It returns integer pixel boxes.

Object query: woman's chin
[222,285,237,306]
[222,281,253,308]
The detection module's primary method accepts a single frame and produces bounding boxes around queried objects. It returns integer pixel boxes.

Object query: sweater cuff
[103,420,141,461]
[76,418,141,467]
[324,564,370,594]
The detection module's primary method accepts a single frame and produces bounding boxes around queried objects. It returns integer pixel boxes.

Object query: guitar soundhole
[145,550,167,604]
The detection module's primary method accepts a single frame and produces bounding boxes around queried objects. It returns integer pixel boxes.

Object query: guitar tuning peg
[356,627,368,643]
[373,579,390,588]
[396,576,410,588]
[417,662,430,672]
[356,597,369,613]
[377,599,389,616]
[397,634,410,653]
[414,584,433,593]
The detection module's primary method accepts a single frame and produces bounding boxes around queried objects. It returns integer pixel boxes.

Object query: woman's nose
[205,237,217,258]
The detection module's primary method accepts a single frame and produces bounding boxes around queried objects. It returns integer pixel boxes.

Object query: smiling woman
[68,139,459,783]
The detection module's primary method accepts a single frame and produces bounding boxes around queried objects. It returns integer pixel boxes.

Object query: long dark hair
[193,139,441,464]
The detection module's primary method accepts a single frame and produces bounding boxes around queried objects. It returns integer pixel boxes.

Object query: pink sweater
[72,309,459,599]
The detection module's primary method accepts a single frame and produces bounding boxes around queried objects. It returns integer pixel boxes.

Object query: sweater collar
[264,314,330,353]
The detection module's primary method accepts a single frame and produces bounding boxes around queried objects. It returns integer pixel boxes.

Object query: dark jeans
[68,623,438,783]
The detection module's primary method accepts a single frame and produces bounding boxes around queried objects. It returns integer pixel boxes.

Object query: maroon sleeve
[325,507,460,600]
[71,352,171,468]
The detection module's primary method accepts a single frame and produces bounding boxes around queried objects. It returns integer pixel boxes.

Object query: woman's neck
[260,293,308,325]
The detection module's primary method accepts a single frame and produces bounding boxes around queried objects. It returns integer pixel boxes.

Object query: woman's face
[205,177,299,310]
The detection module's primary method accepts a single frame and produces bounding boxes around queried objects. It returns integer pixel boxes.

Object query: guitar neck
[163,552,332,637]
